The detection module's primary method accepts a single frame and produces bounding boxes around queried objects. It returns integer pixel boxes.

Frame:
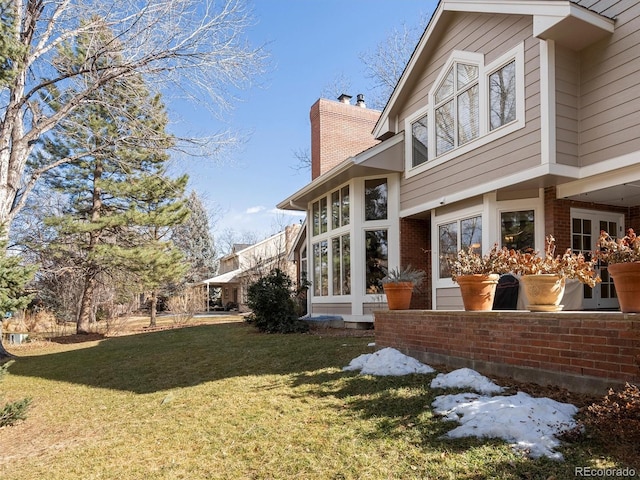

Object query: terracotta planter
[456,274,499,311]
[607,262,640,313]
[520,274,565,312]
[383,282,414,310]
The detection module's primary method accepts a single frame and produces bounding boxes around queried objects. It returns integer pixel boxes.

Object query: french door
[571,209,624,310]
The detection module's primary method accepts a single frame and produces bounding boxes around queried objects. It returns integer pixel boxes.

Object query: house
[278,0,640,318]
[201,224,301,311]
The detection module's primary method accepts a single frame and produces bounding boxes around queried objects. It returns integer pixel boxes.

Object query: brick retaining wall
[374,310,640,394]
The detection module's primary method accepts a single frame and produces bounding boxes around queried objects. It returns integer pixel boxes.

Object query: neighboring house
[201,224,301,311]
[279,0,640,318]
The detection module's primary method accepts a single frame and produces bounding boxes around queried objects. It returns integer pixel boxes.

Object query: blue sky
[169,0,439,241]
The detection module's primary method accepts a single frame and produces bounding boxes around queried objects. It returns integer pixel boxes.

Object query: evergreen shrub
[246,269,309,334]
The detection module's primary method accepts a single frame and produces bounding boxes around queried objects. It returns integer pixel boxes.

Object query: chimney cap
[356,94,366,107]
[337,93,352,104]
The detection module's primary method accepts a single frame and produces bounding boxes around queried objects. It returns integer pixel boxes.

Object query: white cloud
[245,206,265,214]
[269,208,306,217]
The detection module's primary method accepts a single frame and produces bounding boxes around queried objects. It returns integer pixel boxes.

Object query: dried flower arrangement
[447,236,599,288]
[508,235,600,288]
[446,244,511,282]
[596,228,640,263]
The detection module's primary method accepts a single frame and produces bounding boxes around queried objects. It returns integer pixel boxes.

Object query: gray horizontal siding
[397,12,542,213]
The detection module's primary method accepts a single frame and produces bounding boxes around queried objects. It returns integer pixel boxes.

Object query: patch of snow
[430,368,504,394]
[342,347,435,376]
[343,348,580,460]
[432,391,578,460]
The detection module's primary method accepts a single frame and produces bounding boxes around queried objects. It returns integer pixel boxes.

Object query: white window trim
[306,174,400,305]
[487,191,545,254]
[432,202,484,289]
[405,43,525,177]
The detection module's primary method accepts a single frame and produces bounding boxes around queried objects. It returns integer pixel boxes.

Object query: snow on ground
[432,391,578,460]
[431,368,504,394]
[343,347,578,460]
[342,347,435,375]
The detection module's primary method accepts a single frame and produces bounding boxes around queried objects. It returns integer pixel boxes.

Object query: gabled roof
[373,0,615,139]
[277,133,404,210]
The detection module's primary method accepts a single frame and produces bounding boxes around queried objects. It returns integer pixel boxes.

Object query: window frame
[405,43,525,177]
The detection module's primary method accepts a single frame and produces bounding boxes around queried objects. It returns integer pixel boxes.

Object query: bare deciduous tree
[0,0,267,229]
[359,17,429,110]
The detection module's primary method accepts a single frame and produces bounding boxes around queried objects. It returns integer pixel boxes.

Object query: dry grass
[0,315,637,479]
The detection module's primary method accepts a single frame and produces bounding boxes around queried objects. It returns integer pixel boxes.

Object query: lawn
[0,317,637,479]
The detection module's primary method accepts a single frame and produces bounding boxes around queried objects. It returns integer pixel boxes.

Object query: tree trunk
[149,290,157,328]
[77,271,97,334]
[0,322,15,361]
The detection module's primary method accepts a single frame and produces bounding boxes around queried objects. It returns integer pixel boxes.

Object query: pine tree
[0,0,25,87]
[0,229,35,359]
[172,192,218,284]
[35,18,186,333]
[115,172,190,327]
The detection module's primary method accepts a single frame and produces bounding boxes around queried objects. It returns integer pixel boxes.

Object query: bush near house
[246,269,309,334]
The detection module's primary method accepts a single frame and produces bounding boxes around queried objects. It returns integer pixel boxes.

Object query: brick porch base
[374,310,640,395]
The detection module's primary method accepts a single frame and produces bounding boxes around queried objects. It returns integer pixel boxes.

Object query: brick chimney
[310,94,381,180]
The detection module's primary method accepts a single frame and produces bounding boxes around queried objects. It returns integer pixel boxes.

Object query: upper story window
[489,60,516,130]
[411,114,428,167]
[406,44,524,175]
[435,63,479,155]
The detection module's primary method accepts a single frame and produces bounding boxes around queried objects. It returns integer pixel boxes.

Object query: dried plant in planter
[446,244,512,283]
[510,235,600,288]
[596,228,640,263]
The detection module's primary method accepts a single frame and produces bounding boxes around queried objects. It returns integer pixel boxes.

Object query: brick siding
[375,310,640,394]
[310,98,380,180]
[399,217,432,309]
